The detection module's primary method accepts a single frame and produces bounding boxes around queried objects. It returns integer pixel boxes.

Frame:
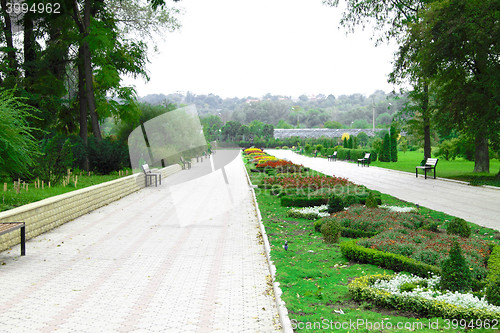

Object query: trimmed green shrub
[340,240,440,278]
[320,219,341,243]
[327,194,344,213]
[447,218,471,238]
[280,196,328,207]
[365,191,379,208]
[486,246,500,306]
[343,194,360,207]
[314,219,324,232]
[440,240,472,292]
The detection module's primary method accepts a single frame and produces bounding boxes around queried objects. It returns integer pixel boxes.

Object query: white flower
[371,273,500,312]
[379,205,418,213]
[287,205,329,219]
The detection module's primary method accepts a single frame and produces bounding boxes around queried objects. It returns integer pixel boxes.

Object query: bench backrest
[425,158,438,166]
[364,153,371,159]
[333,151,337,156]
[142,164,151,174]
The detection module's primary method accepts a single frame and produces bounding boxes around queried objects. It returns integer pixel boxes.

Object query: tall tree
[403,0,500,172]
[324,0,434,159]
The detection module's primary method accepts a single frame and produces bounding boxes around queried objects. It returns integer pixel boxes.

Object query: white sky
[122,0,399,99]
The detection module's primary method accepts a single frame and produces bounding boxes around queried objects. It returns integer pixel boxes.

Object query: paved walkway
[0,152,280,333]
[269,150,500,231]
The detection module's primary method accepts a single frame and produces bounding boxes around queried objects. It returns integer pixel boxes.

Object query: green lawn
[245,159,500,332]
[369,151,500,187]
[0,172,126,212]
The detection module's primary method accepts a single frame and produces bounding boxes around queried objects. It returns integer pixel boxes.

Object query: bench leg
[424,169,427,179]
[20,226,25,256]
[416,168,418,178]
[434,168,436,179]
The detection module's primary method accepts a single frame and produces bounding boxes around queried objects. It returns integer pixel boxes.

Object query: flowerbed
[359,229,490,279]
[326,205,434,234]
[262,175,349,190]
[349,274,500,321]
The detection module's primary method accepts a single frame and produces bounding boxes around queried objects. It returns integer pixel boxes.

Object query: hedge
[486,246,500,306]
[340,239,441,278]
[349,274,500,321]
[334,148,378,162]
[280,196,329,207]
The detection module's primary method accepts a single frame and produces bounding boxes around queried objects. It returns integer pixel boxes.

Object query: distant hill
[137,91,408,128]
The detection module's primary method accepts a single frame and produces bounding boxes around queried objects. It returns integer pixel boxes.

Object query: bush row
[486,246,500,306]
[324,148,378,162]
[279,192,381,208]
[280,196,329,207]
[349,274,500,321]
[340,239,441,278]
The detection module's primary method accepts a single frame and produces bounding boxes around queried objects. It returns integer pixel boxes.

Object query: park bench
[180,157,192,170]
[357,153,371,167]
[328,151,337,161]
[141,164,161,187]
[416,158,438,179]
[0,222,26,256]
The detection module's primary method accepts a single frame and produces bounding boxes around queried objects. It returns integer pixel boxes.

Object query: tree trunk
[473,132,489,173]
[72,0,101,141]
[23,13,36,82]
[78,47,90,172]
[82,41,102,140]
[1,0,19,82]
[422,83,432,160]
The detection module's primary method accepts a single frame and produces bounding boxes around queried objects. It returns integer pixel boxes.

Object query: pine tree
[440,240,472,292]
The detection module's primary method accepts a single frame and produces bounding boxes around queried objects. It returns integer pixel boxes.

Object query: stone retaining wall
[0,165,181,253]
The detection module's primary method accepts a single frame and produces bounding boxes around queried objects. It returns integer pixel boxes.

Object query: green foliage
[35,134,74,184]
[485,246,500,306]
[280,196,328,207]
[87,137,129,174]
[349,274,500,321]
[0,89,41,178]
[440,240,472,292]
[379,133,391,162]
[340,240,440,278]
[327,194,344,213]
[324,120,343,129]
[357,132,369,146]
[320,219,341,243]
[447,218,471,238]
[390,124,398,162]
[365,191,379,208]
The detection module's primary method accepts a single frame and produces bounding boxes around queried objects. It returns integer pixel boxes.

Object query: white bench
[357,153,371,167]
[142,164,161,187]
[416,158,438,179]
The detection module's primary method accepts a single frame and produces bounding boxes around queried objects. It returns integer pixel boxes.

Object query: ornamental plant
[440,240,473,292]
[447,217,471,238]
[327,194,344,213]
[359,229,490,280]
[321,219,342,243]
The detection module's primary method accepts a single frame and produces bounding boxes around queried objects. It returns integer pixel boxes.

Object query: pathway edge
[242,161,294,333]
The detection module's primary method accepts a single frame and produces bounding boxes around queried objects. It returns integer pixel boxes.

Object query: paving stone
[0,152,281,332]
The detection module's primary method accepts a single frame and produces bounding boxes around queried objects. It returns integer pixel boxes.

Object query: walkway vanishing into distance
[0,151,281,333]
[270,150,500,232]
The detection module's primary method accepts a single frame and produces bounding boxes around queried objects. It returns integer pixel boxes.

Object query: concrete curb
[242,161,294,333]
